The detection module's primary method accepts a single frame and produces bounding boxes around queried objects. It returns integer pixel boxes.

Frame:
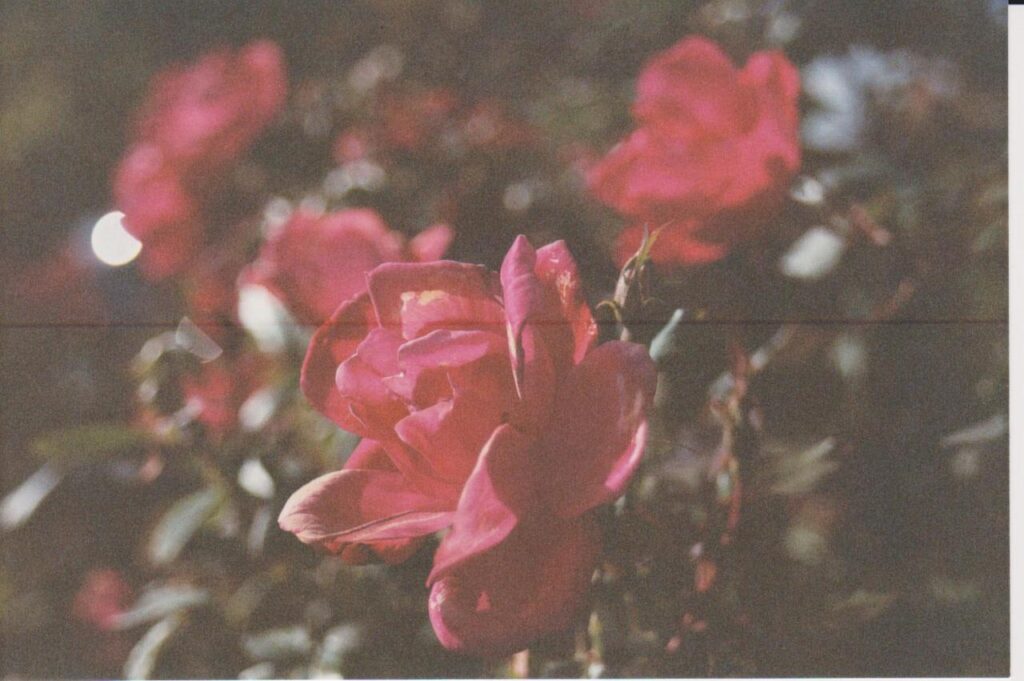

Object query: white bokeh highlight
[90,210,142,266]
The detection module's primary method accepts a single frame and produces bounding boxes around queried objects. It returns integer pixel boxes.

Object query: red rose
[113,144,204,278]
[244,209,453,326]
[114,41,287,278]
[279,236,656,655]
[182,354,267,439]
[133,40,287,175]
[72,569,132,632]
[588,36,800,266]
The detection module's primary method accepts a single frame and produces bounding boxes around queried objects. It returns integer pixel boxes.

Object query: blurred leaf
[940,413,1007,448]
[313,623,363,674]
[31,424,149,468]
[242,626,314,662]
[770,438,839,496]
[649,308,685,363]
[779,226,847,281]
[114,585,209,630]
[238,458,275,499]
[239,662,277,679]
[147,488,224,566]
[0,464,62,531]
[826,590,896,628]
[247,505,274,557]
[123,613,185,680]
[225,573,278,627]
[175,316,223,362]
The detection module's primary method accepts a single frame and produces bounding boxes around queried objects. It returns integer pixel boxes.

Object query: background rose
[589,36,800,266]
[243,208,453,326]
[134,40,287,174]
[280,236,657,655]
[113,40,287,279]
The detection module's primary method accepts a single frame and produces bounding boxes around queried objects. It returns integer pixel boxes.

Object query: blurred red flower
[182,353,268,439]
[72,569,132,632]
[588,36,801,266]
[133,40,287,174]
[243,208,453,326]
[114,41,287,279]
[279,235,656,656]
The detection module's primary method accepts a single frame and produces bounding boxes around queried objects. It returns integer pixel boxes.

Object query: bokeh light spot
[90,211,142,266]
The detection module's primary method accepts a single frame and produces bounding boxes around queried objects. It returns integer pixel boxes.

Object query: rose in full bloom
[114,41,287,278]
[279,236,656,655]
[588,36,800,266]
[243,209,453,326]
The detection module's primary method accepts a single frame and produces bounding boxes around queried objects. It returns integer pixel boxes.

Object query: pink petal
[614,222,729,268]
[347,437,461,505]
[427,515,601,657]
[408,223,454,262]
[300,293,377,432]
[278,469,454,553]
[539,341,657,518]
[397,329,507,370]
[367,261,504,339]
[394,386,508,485]
[499,235,545,351]
[344,438,396,471]
[534,241,598,364]
[634,36,756,140]
[427,424,535,582]
[246,209,402,325]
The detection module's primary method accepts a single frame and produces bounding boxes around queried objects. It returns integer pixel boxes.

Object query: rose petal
[427,515,601,657]
[427,424,535,582]
[408,223,455,262]
[539,341,657,518]
[534,240,597,364]
[615,221,729,267]
[368,261,504,339]
[635,36,756,140]
[300,293,377,432]
[278,469,453,553]
[395,387,508,485]
[345,438,395,471]
[499,236,560,424]
[245,209,403,325]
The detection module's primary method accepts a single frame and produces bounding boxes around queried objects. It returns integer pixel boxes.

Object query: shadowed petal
[539,341,657,518]
[427,515,601,657]
[301,294,377,432]
[427,424,535,582]
[278,469,454,554]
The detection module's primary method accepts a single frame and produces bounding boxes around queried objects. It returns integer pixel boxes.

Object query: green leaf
[31,424,149,468]
[0,464,62,531]
[147,488,224,566]
[113,585,209,630]
[123,613,185,680]
[241,626,313,662]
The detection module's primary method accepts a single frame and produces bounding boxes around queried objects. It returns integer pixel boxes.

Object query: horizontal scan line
[0,318,1009,330]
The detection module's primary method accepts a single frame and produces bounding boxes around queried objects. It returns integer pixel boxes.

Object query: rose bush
[114,40,287,278]
[279,235,657,655]
[588,36,801,266]
[243,209,452,326]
